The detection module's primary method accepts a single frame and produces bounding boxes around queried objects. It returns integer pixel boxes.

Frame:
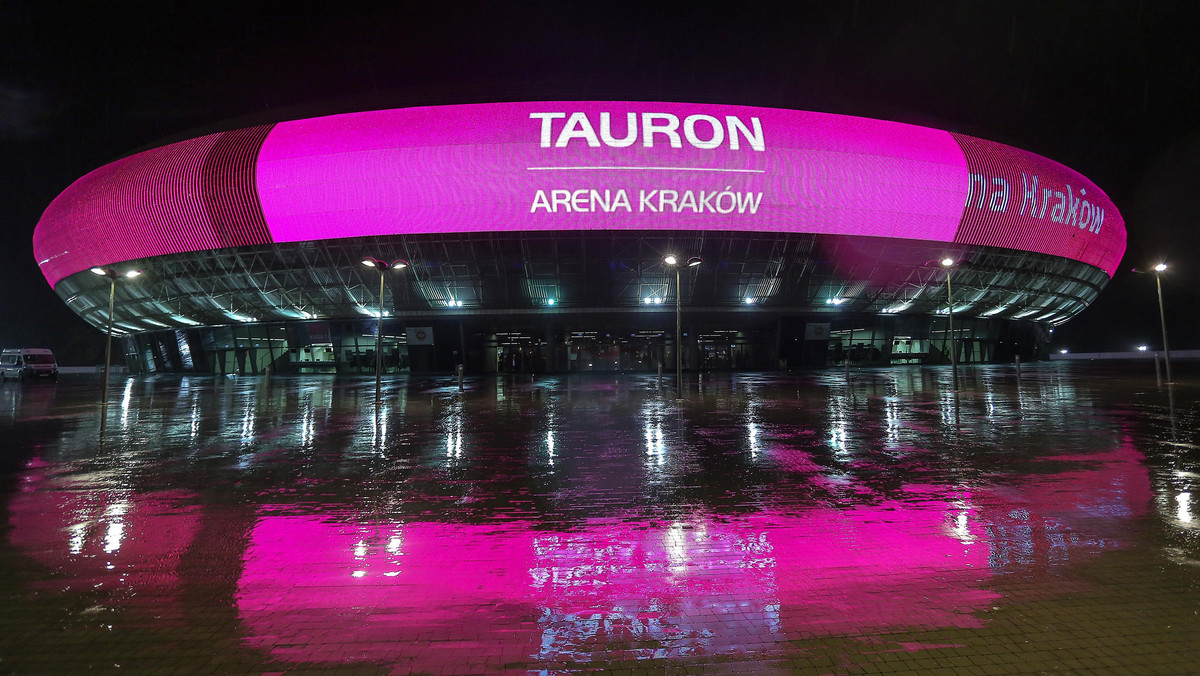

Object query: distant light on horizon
[1138,345,1148,352]
[1060,349,1068,354]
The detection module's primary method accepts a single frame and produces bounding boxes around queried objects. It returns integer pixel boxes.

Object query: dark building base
[120,312,1051,375]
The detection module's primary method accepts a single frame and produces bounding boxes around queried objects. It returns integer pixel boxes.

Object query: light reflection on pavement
[1,364,1196,674]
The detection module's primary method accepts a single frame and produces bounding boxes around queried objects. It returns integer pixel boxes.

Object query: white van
[0,348,59,382]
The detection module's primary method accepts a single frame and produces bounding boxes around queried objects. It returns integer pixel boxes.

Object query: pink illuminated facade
[33,102,1125,373]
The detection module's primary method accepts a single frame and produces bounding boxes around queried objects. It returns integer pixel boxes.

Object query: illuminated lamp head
[363,257,407,271]
[940,257,955,268]
[90,267,142,279]
[1155,263,1167,272]
[663,255,678,266]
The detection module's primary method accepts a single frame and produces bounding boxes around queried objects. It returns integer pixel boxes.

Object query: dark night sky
[3,1,1199,362]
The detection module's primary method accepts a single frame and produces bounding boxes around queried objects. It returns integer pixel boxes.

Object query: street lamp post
[663,255,702,398]
[1132,263,1174,386]
[940,257,959,392]
[1154,263,1173,385]
[90,266,142,435]
[361,257,409,407]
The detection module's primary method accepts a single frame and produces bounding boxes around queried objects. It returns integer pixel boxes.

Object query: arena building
[33,102,1125,375]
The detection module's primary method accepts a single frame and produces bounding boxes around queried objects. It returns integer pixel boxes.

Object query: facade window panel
[175,330,194,370]
[211,326,233,350]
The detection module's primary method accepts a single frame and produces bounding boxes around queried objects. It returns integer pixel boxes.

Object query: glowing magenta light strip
[255,102,970,245]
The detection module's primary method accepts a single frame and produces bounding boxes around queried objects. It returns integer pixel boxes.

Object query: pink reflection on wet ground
[237,506,992,668]
[8,457,201,623]
[0,367,1182,673]
[235,436,1148,670]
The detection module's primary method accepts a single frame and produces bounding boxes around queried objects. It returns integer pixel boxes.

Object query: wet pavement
[1,364,1198,675]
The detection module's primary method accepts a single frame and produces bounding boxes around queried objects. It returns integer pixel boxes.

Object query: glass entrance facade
[119,310,1050,376]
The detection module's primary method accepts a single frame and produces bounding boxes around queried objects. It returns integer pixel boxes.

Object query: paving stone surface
[1,363,1197,674]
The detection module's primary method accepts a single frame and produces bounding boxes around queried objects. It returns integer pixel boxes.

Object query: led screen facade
[34,102,1125,288]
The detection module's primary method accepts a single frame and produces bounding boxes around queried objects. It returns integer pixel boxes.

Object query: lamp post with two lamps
[937,257,960,392]
[361,257,409,407]
[1132,263,1173,385]
[663,255,702,398]
[90,266,142,435]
